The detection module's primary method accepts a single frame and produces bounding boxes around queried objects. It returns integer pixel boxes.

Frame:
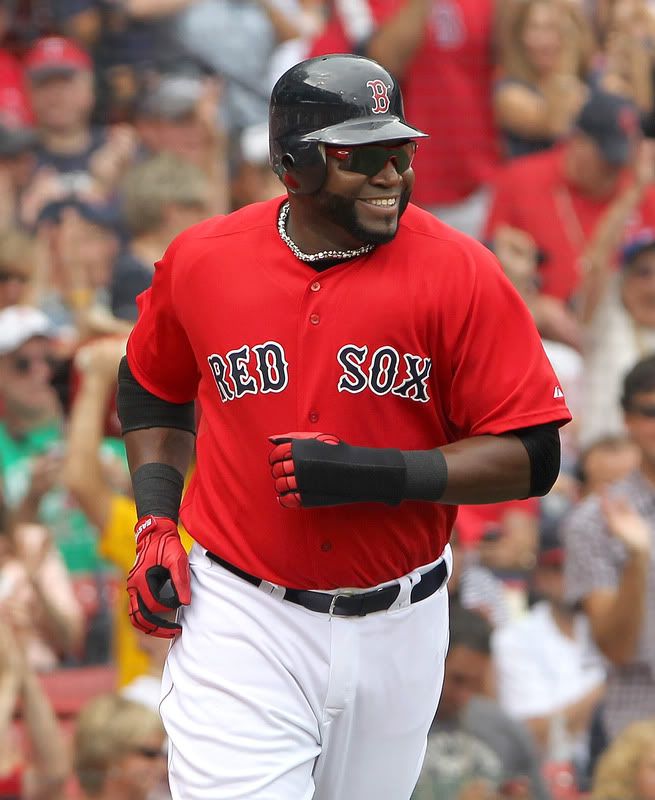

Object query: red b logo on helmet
[366,80,390,114]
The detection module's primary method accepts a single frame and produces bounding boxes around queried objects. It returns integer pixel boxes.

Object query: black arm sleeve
[116,356,196,435]
[513,422,561,497]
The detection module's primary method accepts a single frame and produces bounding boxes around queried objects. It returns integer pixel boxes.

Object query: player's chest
[178,263,440,406]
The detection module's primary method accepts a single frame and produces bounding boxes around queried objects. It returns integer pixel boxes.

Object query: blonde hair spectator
[592,718,655,800]
[121,153,210,238]
[499,0,593,84]
[74,693,167,798]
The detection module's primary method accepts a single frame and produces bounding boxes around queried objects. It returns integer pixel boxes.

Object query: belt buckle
[328,591,353,617]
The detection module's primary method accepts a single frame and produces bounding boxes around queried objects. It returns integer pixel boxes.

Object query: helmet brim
[300,116,429,145]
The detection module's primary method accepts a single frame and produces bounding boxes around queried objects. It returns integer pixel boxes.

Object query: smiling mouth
[360,197,398,207]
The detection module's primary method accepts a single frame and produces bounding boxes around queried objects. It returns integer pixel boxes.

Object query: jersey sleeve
[126,236,199,404]
[447,241,571,437]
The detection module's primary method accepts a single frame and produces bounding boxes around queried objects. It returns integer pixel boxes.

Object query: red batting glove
[127,515,191,639]
[268,432,340,508]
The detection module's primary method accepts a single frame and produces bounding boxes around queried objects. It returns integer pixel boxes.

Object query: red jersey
[127,198,570,589]
[309,0,500,206]
[484,146,655,301]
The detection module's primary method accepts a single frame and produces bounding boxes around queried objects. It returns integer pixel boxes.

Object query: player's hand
[268,432,340,508]
[127,515,191,638]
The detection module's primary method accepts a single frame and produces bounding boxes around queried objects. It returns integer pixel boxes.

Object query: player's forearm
[436,434,531,504]
[124,428,195,481]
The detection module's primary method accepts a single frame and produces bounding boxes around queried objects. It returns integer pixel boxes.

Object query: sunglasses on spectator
[0,271,28,284]
[11,354,56,375]
[325,141,417,177]
[626,403,655,418]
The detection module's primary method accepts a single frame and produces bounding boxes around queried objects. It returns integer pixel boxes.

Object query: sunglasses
[325,141,417,177]
[0,272,28,284]
[11,354,56,375]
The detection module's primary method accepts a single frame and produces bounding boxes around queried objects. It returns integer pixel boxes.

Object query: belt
[204,551,448,617]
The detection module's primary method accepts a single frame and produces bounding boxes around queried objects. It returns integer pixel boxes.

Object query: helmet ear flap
[279,143,326,195]
[281,154,301,190]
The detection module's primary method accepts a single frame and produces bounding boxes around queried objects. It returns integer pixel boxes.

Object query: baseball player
[117,54,571,800]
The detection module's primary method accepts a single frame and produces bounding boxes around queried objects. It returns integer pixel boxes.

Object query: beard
[314,185,412,246]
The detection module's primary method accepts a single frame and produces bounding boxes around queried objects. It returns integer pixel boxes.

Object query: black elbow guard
[514,423,561,497]
[117,356,196,435]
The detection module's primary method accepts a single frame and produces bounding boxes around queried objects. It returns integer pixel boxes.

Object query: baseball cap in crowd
[137,74,204,120]
[37,196,122,233]
[0,305,53,356]
[23,37,92,82]
[620,228,655,267]
[575,90,640,166]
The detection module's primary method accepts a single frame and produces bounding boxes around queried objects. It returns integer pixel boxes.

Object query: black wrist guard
[133,462,185,522]
[292,440,448,507]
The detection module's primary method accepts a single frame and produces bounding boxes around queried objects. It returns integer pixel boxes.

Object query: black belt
[205,551,448,617]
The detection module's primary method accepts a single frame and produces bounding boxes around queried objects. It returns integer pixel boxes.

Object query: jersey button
[310,281,321,292]
[321,541,332,552]
[309,410,319,423]
[310,313,320,325]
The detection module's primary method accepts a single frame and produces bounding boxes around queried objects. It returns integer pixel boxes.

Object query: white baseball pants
[160,544,451,800]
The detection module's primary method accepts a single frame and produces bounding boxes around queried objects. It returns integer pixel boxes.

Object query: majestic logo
[366,80,390,114]
[553,386,565,399]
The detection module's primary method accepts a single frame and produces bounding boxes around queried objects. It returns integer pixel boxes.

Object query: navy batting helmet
[269,54,428,194]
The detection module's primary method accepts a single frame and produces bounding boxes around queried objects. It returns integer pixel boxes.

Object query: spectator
[492,521,606,768]
[485,89,650,348]
[596,0,655,116]
[73,693,168,800]
[231,122,285,209]
[0,304,125,582]
[563,353,655,742]
[132,72,228,213]
[0,509,84,670]
[34,199,126,339]
[495,0,591,159]
[111,152,213,321]
[0,619,68,800]
[570,137,655,445]
[576,434,640,496]
[65,335,193,686]
[412,605,549,800]
[310,0,501,237]
[176,0,309,135]
[448,529,513,628]
[591,718,655,800]
[23,36,106,195]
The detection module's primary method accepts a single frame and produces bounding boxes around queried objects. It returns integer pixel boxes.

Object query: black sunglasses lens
[345,143,415,176]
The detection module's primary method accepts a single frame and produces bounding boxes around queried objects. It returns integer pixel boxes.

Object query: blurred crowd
[0,0,655,798]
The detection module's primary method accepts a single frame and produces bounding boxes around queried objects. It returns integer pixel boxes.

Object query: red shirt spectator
[309,0,500,209]
[485,91,655,302]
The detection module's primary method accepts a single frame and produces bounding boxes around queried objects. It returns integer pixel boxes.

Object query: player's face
[312,140,416,247]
